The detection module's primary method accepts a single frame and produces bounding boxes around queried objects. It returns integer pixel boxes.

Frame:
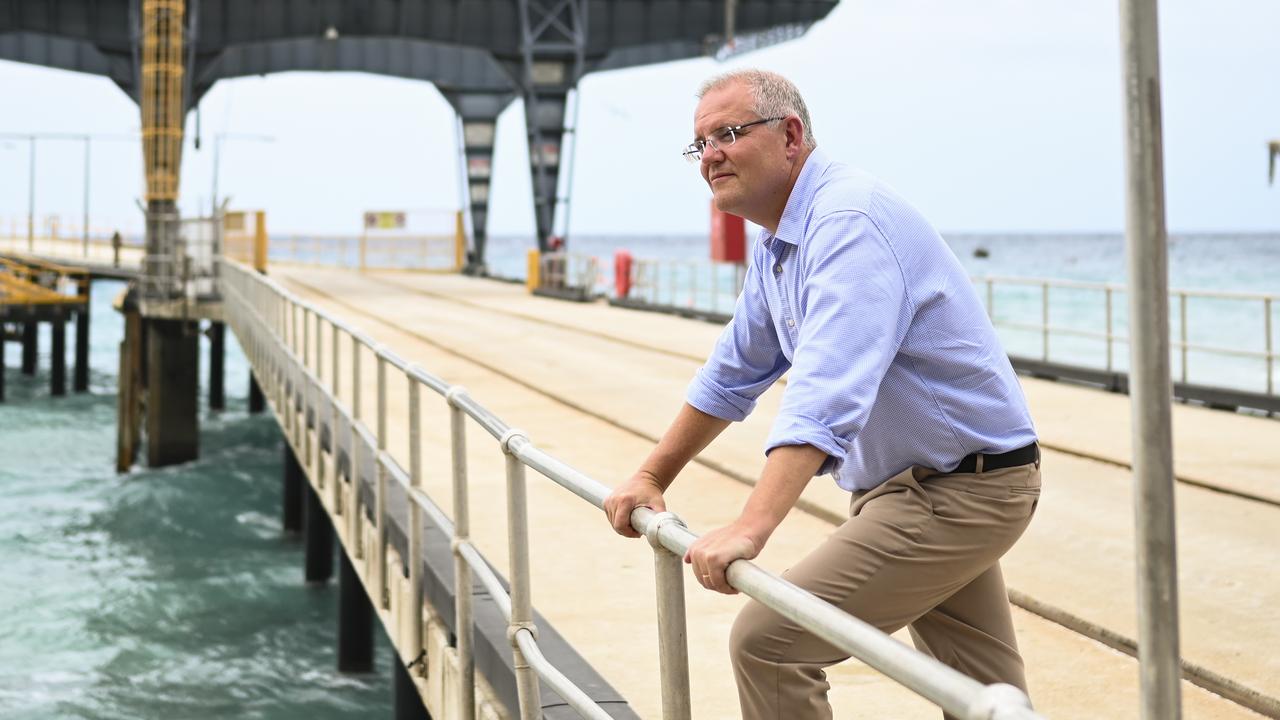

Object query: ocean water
[0,281,393,719]
[485,232,1280,394]
[1,233,1274,718]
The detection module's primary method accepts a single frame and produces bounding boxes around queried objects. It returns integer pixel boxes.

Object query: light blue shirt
[686,149,1037,492]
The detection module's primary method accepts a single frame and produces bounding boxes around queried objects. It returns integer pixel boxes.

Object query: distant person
[604,69,1041,719]
[111,230,123,268]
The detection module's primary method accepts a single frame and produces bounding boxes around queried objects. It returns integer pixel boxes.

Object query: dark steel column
[51,316,66,396]
[444,92,513,274]
[0,326,7,402]
[209,321,225,411]
[303,483,333,584]
[74,283,90,393]
[145,319,200,467]
[394,649,431,720]
[282,443,304,534]
[248,373,265,413]
[21,321,37,375]
[337,551,374,673]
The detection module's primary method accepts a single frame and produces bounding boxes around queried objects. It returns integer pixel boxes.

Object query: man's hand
[685,522,762,594]
[604,471,667,538]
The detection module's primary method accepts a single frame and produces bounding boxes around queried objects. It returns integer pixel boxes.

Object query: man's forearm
[736,444,828,546]
[638,403,731,490]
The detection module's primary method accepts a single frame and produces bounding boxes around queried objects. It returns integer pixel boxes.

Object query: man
[603,69,1041,719]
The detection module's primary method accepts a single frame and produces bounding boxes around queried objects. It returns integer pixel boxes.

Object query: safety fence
[525,251,600,300]
[267,233,464,272]
[978,275,1277,397]
[221,210,466,273]
[608,256,1277,398]
[627,257,747,316]
[219,256,1044,720]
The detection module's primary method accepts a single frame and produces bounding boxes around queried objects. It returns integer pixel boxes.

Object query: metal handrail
[218,257,1044,720]
[617,253,1277,396]
[976,275,1277,394]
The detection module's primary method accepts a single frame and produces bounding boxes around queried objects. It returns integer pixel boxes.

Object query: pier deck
[269,263,1277,720]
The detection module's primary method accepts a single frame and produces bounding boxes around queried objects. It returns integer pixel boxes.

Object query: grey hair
[698,69,817,149]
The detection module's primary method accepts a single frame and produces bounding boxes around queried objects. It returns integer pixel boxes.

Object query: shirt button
[774,264,783,274]
[786,318,795,328]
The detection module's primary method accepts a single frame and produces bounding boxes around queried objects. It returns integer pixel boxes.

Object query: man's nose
[702,144,727,172]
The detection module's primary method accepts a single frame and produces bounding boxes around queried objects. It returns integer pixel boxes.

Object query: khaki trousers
[730,462,1042,720]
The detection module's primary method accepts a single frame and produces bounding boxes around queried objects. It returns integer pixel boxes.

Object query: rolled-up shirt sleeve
[686,250,790,421]
[766,212,914,475]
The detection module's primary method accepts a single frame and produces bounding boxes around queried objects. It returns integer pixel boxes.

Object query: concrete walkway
[276,265,1274,719]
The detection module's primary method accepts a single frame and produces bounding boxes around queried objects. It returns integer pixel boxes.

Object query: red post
[614,250,633,298]
[710,202,745,262]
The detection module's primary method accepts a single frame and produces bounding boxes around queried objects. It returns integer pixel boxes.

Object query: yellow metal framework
[140,0,185,202]
[0,256,88,306]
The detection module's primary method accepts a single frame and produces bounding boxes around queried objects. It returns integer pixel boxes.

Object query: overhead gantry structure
[0,0,838,271]
[0,0,836,468]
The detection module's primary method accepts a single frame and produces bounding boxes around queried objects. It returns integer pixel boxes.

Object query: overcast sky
[0,0,1277,240]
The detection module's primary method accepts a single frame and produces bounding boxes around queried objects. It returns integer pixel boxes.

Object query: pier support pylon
[51,316,66,396]
[394,648,431,720]
[74,281,90,393]
[338,551,375,673]
[1,325,6,401]
[21,321,36,375]
[116,301,143,473]
[209,321,225,411]
[283,443,304,534]
[303,483,333,584]
[145,319,200,467]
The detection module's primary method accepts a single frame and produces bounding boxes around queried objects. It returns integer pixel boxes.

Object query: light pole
[210,132,275,216]
[27,137,35,251]
[82,136,91,256]
[0,132,137,255]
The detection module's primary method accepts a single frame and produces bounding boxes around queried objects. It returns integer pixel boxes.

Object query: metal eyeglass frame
[682,116,785,163]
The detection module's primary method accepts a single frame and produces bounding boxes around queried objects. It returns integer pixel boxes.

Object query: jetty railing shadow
[219,257,1044,720]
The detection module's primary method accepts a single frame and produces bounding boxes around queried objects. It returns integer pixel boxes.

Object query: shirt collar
[761,147,831,249]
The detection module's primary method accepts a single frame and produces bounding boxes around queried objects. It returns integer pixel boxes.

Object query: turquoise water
[485,232,1280,394]
[0,281,393,719]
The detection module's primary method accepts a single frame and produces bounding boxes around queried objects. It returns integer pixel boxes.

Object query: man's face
[693,82,789,217]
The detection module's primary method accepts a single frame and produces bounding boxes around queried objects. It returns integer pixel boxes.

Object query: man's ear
[784,116,805,158]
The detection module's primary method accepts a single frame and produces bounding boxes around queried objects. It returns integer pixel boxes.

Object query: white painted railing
[219,257,1044,720]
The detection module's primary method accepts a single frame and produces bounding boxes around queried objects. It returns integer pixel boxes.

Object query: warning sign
[364,211,406,230]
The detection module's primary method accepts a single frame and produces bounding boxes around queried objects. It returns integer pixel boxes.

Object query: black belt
[950,442,1039,474]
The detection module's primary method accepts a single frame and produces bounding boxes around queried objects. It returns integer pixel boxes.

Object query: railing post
[448,387,476,720]
[407,377,425,666]
[303,307,311,370]
[500,429,541,720]
[1106,287,1115,372]
[350,341,364,558]
[689,260,698,309]
[316,310,324,385]
[375,353,389,609]
[644,512,693,720]
[711,262,720,314]
[1266,297,1274,397]
[1042,281,1050,361]
[302,308,313,467]
[331,324,343,510]
[986,278,994,320]
[1179,292,1188,384]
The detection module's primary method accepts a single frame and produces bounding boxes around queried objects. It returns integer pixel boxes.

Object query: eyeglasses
[682,117,784,164]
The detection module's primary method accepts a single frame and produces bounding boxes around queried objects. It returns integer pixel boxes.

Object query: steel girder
[0,0,839,267]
